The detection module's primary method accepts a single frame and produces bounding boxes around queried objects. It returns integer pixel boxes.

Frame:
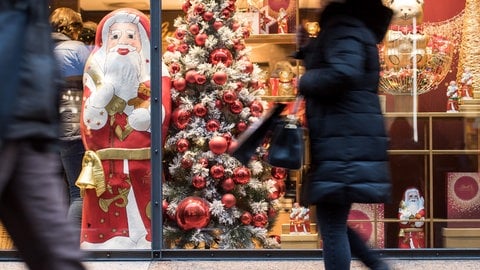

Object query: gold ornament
[457,0,480,94]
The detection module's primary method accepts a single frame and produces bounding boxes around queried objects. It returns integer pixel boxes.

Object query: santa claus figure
[78,8,171,249]
[398,187,425,248]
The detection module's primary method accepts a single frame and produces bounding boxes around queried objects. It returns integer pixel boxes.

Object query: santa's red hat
[92,8,151,77]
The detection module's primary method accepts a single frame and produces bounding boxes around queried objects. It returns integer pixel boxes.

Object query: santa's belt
[95,147,151,160]
[75,147,151,197]
[401,228,424,233]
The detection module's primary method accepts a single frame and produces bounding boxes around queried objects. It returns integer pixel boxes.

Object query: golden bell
[75,161,95,190]
[398,228,405,237]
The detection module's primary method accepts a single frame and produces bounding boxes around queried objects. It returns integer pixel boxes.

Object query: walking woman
[296,0,393,269]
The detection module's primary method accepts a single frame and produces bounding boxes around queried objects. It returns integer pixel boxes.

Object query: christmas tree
[162,0,285,249]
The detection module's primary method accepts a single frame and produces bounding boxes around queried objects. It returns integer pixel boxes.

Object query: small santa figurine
[460,67,474,100]
[398,187,425,249]
[446,80,459,113]
[289,202,310,234]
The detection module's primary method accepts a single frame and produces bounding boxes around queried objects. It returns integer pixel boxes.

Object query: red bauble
[198,158,209,168]
[269,179,285,200]
[212,71,228,85]
[240,211,253,225]
[172,77,186,91]
[213,21,223,30]
[252,213,268,228]
[166,44,175,52]
[185,70,198,83]
[192,175,207,189]
[233,167,251,184]
[221,193,236,208]
[195,73,207,85]
[176,138,189,153]
[172,108,191,129]
[234,42,245,51]
[222,90,237,104]
[236,122,247,132]
[209,136,228,155]
[189,24,200,35]
[206,119,220,132]
[194,4,205,14]
[176,197,211,230]
[210,164,225,179]
[235,82,243,91]
[215,99,223,109]
[222,133,232,144]
[169,62,181,74]
[162,199,169,218]
[243,61,254,74]
[230,100,243,114]
[203,11,214,21]
[210,49,233,67]
[249,100,263,117]
[268,207,277,218]
[182,2,191,13]
[193,103,208,117]
[221,9,231,18]
[271,167,287,180]
[195,33,208,46]
[177,43,189,54]
[174,29,186,40]
[181,158,193,168]
[221,178,235,192]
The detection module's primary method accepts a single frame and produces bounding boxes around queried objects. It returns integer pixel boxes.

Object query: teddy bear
[383,0,428,69]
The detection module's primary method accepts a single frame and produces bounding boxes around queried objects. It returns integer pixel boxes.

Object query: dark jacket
[52,32,90,141]
[1,0,62,150]
[298,2,393,205]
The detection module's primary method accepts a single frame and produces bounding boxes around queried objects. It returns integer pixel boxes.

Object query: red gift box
[348,203,385,248]
[447,172,480,227]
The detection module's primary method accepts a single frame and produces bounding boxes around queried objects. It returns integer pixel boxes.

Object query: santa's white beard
[104,48,143,102]
[407,201,420,214]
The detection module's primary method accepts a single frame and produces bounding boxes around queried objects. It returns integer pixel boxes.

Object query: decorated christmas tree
[162,0,285,249]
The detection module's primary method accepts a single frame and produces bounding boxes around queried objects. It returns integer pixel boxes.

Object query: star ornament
[259,6,275,34]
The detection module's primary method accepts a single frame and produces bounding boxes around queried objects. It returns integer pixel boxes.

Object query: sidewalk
[1,259,480,270]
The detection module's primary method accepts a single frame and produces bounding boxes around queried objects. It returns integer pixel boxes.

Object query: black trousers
[0,140,85,270]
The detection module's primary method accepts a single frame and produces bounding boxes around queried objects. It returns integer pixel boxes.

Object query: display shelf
[384,111,480,248]
[262,95,297,102]
[246,34,296,44]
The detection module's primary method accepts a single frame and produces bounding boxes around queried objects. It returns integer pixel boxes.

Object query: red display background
[385,0,466,112]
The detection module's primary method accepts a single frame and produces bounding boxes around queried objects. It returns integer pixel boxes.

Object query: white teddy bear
[384,0,428,69]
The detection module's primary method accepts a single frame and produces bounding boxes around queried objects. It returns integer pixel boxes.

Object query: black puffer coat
[298,2,393,205]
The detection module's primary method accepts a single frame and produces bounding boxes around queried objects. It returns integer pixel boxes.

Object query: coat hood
[321,0,393,43]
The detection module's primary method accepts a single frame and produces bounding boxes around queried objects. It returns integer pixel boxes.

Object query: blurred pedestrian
[50,7,91,234]
[78,21,97,52]
[296,0,393,269]
[0,1,86,269]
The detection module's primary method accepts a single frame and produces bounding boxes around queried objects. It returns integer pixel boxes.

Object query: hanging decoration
[379,0,463,96]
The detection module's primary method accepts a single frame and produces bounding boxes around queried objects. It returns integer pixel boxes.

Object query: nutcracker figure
[398,187,425,248]
[78,8,171,249]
